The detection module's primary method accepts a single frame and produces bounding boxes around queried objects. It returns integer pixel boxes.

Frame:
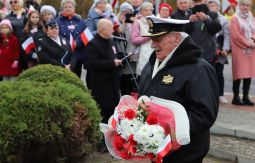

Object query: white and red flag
[27,5,36,14]
[69,33,75,51]
[81,28,93,46]
[22,36,35,54]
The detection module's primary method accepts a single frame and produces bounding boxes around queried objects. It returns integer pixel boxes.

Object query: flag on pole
[111,0,118,8]
[69,33,75,51]
[81,28,93,46]
[22,37,35,54]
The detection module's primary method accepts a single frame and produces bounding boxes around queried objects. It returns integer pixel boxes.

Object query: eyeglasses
[10,1,18,4]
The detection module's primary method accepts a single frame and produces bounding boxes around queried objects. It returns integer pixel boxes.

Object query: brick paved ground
[82,151,234,163]
[210,134,255,162]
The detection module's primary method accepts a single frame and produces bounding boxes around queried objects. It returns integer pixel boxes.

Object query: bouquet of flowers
[100,95,190,163]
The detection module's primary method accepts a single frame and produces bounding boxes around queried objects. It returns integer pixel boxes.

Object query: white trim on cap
[147,15,190,24]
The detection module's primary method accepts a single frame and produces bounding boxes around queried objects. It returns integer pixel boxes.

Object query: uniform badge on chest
[162,75,174,85]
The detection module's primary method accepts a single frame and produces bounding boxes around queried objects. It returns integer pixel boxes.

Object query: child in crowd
[21,10,45,68]
[0,19,20,80]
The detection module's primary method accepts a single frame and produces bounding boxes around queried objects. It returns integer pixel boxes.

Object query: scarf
[61,12,75,20]
[236,9,255,40]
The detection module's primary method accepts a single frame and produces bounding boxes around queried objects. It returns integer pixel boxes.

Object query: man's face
[102,23,114,39]
[151,32,180,61]
[177,0,189,11]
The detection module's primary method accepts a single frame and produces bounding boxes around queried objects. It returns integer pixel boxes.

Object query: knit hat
[120,2,134,13]
[94,0,107,5]
[40,5,57,17]
[207,0,221,6]
[159,3,173,15]
[0,19,12,31]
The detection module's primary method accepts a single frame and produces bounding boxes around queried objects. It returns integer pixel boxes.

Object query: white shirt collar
[50,36,61,46]
[151,32,188,79]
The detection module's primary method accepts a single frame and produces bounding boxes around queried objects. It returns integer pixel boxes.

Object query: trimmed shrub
[0,80,101,162]
[17,64,86,91]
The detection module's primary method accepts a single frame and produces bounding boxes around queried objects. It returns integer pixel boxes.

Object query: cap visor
[142,31,168,37]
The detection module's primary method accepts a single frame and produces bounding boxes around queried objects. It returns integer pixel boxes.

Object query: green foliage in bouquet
[17,64,86,91]
[0,80,101,162]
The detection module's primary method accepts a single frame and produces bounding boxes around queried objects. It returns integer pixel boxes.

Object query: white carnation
[134,124,165,154]
[116,118,143,140]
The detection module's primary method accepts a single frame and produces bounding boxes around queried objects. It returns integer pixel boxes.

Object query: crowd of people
[0,0,255,161]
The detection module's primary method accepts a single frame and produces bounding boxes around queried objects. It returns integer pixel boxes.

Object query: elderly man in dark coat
[84,19,122,124]
[139,16,219,163]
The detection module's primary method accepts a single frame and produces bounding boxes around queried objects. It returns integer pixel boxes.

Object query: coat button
[153,91,157,94]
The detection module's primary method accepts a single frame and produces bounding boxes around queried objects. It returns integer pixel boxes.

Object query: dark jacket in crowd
[139,37,219,163]
[36,35,72,67]
[84,34,120,123]
[171,9,192,34]
[189,11,222,63]
[5,10,27,39]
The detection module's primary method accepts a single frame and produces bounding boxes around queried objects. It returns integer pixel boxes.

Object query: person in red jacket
[0,19,20,80]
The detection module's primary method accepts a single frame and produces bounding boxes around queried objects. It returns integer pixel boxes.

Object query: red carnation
[119,151,132,159]
[114,133,125,150]
[124,109,136,120]
[128,134,137,145]
[146,114,158,125]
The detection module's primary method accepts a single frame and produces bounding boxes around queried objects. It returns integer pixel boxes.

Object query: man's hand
[196,12,208,21]
[189,14,198,22]
[114,59,122,67]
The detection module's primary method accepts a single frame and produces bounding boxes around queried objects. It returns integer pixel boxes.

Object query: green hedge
[0,66,102,162]
[17,64,86,91]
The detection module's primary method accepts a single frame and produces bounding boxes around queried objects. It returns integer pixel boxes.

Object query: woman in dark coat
[36,20,72,69]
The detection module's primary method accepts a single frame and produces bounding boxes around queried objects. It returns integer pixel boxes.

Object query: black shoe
[232,97,245,106]
[243,98,255,106]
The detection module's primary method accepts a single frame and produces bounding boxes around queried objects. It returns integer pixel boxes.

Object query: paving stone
[209,134,255,163]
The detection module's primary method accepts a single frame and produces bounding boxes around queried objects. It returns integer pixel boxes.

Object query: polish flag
[81,28,93,46]
[69,33,75,51]
[22,37,35,54]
